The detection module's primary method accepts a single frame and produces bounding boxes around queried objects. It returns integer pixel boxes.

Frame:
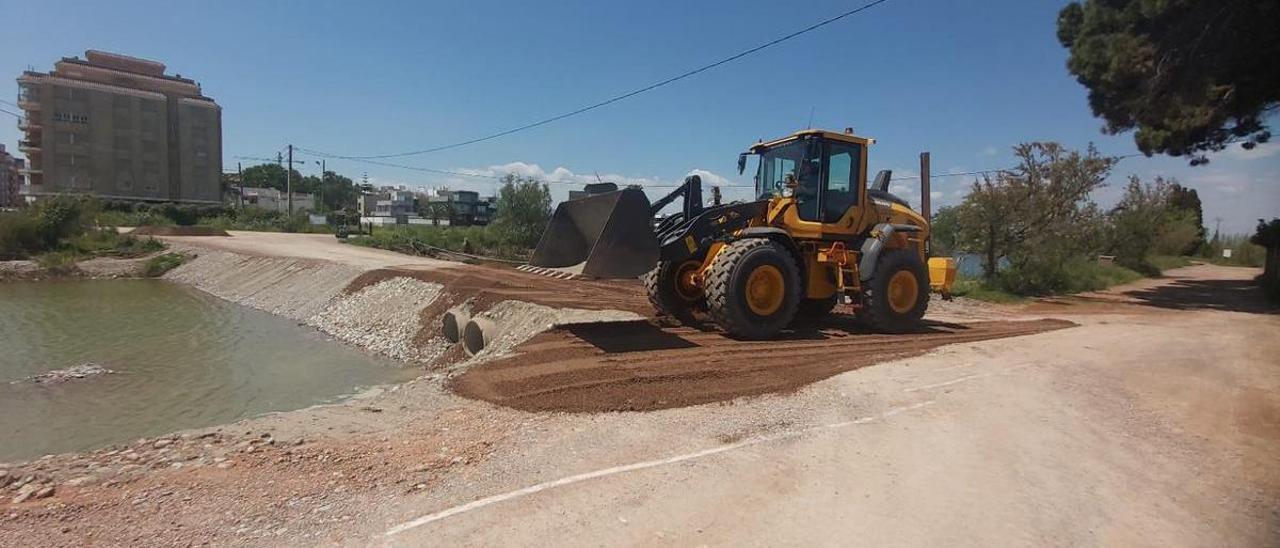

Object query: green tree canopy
[1057,0,1279,163]
[491,174,552,249]
[1167,183,1206,253]
[240,164,302,193]
[953,142,1114,286]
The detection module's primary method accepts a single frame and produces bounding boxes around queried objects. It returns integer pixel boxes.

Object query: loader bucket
[530,188,659,279]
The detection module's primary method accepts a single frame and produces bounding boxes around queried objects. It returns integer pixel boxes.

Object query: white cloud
[978,146,999,157]
[447,161,666,189]
[1222,141,1280,161]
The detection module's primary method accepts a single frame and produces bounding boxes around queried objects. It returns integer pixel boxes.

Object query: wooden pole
[920,151,931,253]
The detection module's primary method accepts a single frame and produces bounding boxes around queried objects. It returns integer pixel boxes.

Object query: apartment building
[15,50,222,204]
[0,144,22,207]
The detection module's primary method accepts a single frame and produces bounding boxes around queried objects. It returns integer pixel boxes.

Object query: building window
[115,135,132,151]
[141,100,159,113]
[55,131,78,145]
[56,154,74,167]
[52,111,89,124]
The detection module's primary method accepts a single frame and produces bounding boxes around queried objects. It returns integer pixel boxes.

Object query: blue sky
[3,0,1276,233]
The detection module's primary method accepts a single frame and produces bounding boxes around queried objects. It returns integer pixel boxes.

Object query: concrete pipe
[441,306,471,344]
[462,317,500,356]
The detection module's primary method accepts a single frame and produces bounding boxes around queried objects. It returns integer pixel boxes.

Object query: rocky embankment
[162,247,640,367]
[0,255,158,281]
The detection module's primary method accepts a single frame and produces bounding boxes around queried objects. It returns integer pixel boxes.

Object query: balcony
[18,140,40,153]
[17,117,40,131]
[17,86,40,110]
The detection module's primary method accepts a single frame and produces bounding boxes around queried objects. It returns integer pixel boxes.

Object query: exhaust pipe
[440,305,471,343]
[462,317,500,356]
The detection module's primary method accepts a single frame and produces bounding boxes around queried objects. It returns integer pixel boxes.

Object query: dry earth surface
[2,232,1276,547]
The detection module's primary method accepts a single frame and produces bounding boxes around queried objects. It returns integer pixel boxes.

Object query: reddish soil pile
[451,317,1075,413]
[130,225,230,236]
[344,265,654,351]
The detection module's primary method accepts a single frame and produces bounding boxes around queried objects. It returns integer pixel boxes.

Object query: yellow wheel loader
[530,128,957,339]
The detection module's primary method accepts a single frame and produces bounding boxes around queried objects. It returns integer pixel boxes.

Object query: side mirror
[872,169,893,192]
[737,153,748,175]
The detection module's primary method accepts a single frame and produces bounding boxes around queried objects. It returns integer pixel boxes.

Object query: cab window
[823,142,861,223]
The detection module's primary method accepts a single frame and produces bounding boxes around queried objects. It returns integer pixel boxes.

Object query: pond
[0,279,418,462]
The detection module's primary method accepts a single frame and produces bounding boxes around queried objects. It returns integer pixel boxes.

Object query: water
[0,280,418,462]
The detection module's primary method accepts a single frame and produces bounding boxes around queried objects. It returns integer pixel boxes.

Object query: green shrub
[1202,234,1265,267]
[0,212,42,260]
[351,224,530,262]
[34,250,81,273]
[994,256,1141,295]
[141,252,188,277]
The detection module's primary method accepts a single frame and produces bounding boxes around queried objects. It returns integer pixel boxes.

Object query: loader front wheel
[860,249,929,333]
[706,239,801,339]
[643,259,704,324]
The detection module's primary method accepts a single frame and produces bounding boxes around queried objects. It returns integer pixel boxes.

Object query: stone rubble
[17,363,115,385]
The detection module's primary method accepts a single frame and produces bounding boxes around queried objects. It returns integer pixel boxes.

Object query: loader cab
[741,129,871,238]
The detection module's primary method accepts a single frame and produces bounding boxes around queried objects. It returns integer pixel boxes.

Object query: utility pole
[920,151,931,253]
[237,162,244,209]
[286,144,294,215]
[316,159,326,212]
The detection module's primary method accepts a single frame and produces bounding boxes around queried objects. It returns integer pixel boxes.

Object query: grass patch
[34,250,81,271]
[951,277,1026,303]
[141,252,188,277]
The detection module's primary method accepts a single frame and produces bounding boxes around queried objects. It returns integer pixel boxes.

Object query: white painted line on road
[903,364,1034,393]
[383,400,936,538]
[903,374,981,392]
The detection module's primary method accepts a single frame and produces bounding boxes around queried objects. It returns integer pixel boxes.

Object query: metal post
[286,144,294,215]
[237,162,243,209]
[920,151,931,253]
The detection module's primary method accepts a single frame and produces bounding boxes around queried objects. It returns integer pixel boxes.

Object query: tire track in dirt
[451,316,1075,412]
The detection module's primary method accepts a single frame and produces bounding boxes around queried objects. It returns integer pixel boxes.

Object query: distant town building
[15,50,222,204]
[0,144,22,207]
[429,188,496,225]
[232,186,315,213]
[374,189,417,217]
[355,185,496,226]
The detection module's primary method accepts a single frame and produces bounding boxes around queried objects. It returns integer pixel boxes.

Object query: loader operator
[787,157,822,221]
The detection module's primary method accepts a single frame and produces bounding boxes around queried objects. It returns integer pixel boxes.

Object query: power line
[0,108,21,118]
[293,146,716,189]
[0,98,20,109]
[888,152,1147,181]
[308,0,894,160]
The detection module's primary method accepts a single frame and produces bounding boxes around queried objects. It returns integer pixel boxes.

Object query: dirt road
[2,232,1276,547]
[160,230,453,269]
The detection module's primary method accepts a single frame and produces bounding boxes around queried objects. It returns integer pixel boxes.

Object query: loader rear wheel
[860,249,929,333]
[643,258,704,324]
[706,239,801,339]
